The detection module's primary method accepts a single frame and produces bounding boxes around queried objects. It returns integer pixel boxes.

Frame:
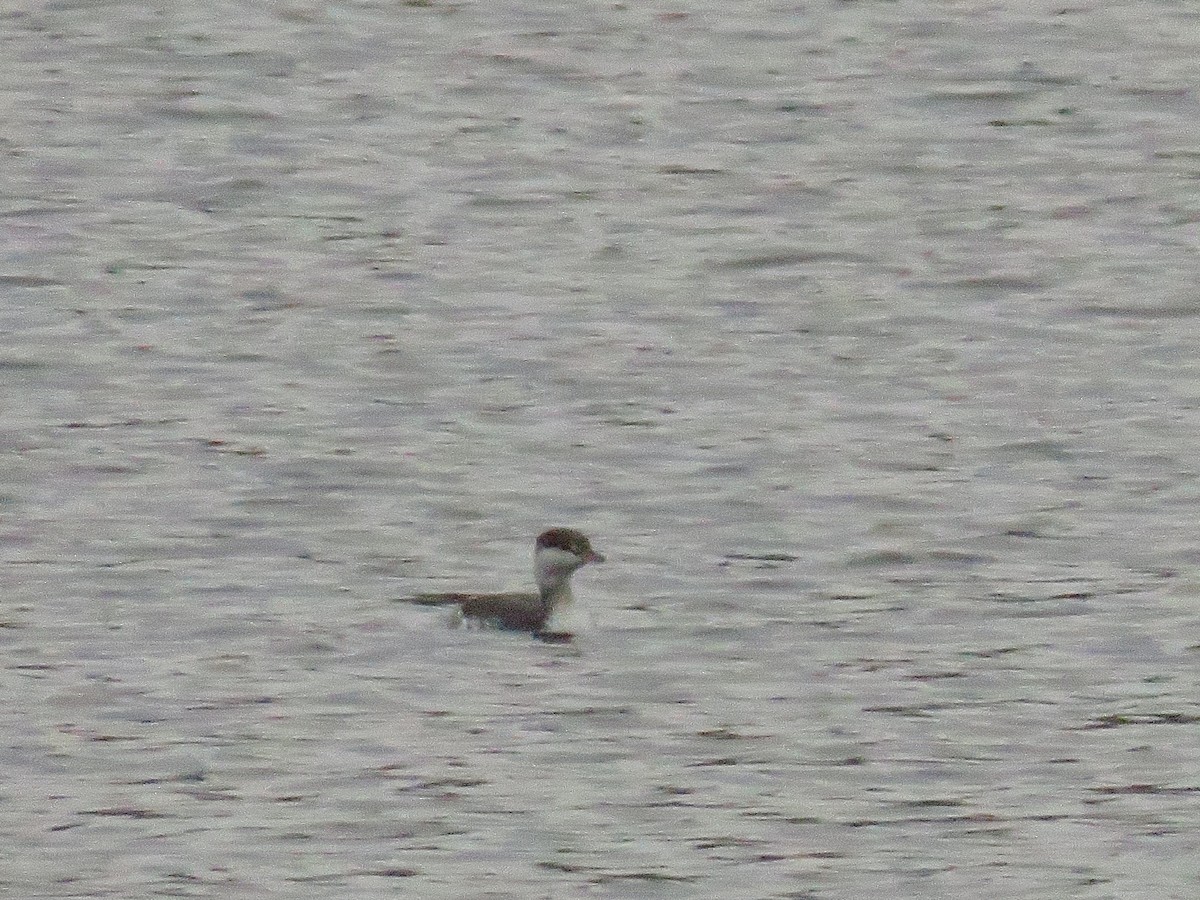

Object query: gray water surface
[2,2,1198,898]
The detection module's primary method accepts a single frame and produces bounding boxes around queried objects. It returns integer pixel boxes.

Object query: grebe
[413,527,604,640]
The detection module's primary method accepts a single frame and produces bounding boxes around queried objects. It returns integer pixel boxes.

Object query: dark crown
[536,527,593,557]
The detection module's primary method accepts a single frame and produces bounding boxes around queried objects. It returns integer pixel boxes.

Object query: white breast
[542,599,590,635]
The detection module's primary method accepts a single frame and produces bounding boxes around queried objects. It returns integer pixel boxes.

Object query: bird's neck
[534,547,578,609]
[537,576,574,610]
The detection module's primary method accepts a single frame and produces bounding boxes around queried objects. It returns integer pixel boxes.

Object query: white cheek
[537,546,581,578]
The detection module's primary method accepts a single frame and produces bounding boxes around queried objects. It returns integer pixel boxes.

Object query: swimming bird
[413,527,604,640]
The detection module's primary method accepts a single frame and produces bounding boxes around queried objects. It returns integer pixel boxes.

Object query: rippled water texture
[2,2,1198,897]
